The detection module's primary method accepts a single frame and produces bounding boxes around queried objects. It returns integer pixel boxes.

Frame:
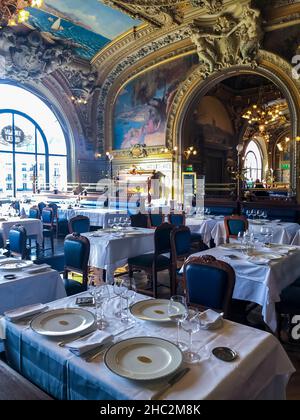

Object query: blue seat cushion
[292,278,300,288]
[43,229,54,237]
[191,233,202,242]
[128,253,170,269]
[63,278,87,297]
[277,285,300,313]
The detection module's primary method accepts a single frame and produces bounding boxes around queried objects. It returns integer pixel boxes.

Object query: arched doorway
[0,84,68,197]
[166,52,300,201]
[244,140,263,184]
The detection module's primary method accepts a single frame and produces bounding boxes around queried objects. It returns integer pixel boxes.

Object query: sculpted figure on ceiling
[190,0,224,14]
[0,28,73,81]
[189,5,263,76]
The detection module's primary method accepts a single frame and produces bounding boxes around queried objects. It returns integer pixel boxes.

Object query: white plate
[0,259,33,271]
[104,337,183,381]
[247,256,270,265]
[219,244,246,251]
[30,308,96,337]
[130,299,186,322]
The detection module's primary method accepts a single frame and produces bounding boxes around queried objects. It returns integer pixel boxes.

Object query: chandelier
[0,1,43,27]
[242,102,286,128]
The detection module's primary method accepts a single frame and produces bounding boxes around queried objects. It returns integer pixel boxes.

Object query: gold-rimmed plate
[130,299,185,322]
[104,337,183,381]
[30,308,96,337]
[0,259,33,271]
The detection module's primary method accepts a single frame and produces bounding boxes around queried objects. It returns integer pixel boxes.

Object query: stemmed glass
[121,278,136,324]
[181,309,201,364]
[262,211,268,221]
[94,285,110,330]
[113,278,127,318]
[237,231,244,245]
[168,295,188,351]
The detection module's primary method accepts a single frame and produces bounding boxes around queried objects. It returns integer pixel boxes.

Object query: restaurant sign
[0,125,30,147]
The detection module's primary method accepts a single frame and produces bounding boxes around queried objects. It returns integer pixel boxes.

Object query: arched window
[0,84,67,197]
[244,140,263,182]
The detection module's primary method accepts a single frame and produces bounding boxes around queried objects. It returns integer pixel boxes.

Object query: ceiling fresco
[25,0,140,60]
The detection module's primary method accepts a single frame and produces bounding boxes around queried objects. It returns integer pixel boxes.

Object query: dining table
[0,259,66,315]
[82,228,155,282]
[57,207,128,228]
[1,287,295,400]
[186,216,222,246]
[210,219,300,246]
[0,217,43,245]
[183,243,300,332]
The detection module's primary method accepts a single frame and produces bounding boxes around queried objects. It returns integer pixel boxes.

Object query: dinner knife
[151,367,190,400]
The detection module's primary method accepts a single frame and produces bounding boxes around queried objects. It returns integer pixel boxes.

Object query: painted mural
[113,54,199,150]
[26,0,140,60]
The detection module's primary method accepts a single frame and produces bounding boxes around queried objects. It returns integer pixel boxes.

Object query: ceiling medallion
[0,1,43,27]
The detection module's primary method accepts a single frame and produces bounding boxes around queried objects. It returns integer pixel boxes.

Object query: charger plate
[30,308,95,337]
[130,299,186,322]
[0,259,33,271]
[104,337,182,381]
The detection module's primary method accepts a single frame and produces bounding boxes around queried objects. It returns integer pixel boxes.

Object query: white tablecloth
[211,220,300,246]
[83,228,155,281]
[185,246,300,331]
[57,208,127,227]
[291,230,300,245]
[186,217,221,245]
[3,289,295,400]
[0,265,66,316]
[0,218,43,245]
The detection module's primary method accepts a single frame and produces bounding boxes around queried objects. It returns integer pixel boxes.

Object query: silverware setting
[150,367,190,400]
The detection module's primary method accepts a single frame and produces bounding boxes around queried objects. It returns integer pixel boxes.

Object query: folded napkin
[65,329,113,356]
[199,309,223,330]
[4,303,48,321]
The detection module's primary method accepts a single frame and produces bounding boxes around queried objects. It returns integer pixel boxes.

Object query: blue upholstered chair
[168,212,186,227]
[63,233,90,296]
[68,215,90,234]
[8,225,30,260]
[170,226,191,295]
[130,212,150,228]
[224,216,248,243]
[183,255,235,318]
[29,206,40,219]
[48,203,59,238]
[149,213,164,228]
[42,207,55,253]
[128,222,174,298]
[38,202,47,215]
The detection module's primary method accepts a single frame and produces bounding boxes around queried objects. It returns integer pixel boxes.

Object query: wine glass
[237,231,244,245]
[262,211,268,221]
[168,295,188,351]
[113,278,127,318]
[121,278,136,324]
[181,309,201,364]
[94,285,110,330]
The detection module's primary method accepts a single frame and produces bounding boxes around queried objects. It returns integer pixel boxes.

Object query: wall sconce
[277,143,283,152]
[183,146,197,160]
[106,151,114,162]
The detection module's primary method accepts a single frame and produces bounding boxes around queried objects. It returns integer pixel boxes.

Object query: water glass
[181,309,201,363]
[94,286,110,329]
[168,295,188,351]
[121,278,136,324]
[113,279,127,318]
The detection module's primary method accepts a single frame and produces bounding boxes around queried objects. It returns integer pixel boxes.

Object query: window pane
[0,153,13,197]
[13,114,35,153]
[15,154,36,194]
[37,131,45,154]
[37,155,47,190]
[49,156,67,192]
[0,113,13,152]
